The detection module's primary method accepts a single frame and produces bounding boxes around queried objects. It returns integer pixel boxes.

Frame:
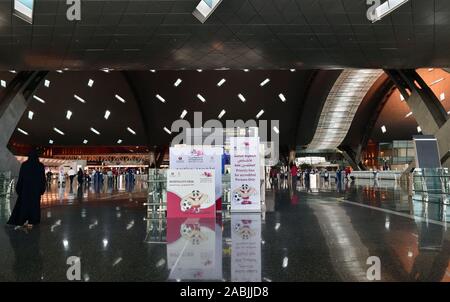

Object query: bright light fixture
[156,94,166,103]
[217,78,226,87]
[430,78,444,86]
[279,93,286,102]
[104,110,111,120]
[174,78,182,87]
[66,110,72,120]
[290,69,296,72]
[150,69,156,73]
[127,127,136,135]
[405,112,413,118]
[197,94,206,102]
[88,79,94,87]
[49,139,54,144]
[273,126,279,134]
[180,110,188,119]
[53,127,65,135]
[256,109,264,119]
[218,109,226,119]
[74,94,86,103]
[381,125,387,133]
[44,79,50,87]
[1,80,5,87]
[83,139,88,144]
[400,93,405,101]
[163,127,172,135]
[28,111,34,120]
[33,95,45,104]
[117,139,123,144]
[238,93,246,102]
[196,69,203,72]
[260,78,270,87]
[17,128,28,135]
[243,69,250,72]
[56,70,63,73]
[440,92,445,101]
[417,126,422,133]
[115,94,126,103]
[90,127,100,135]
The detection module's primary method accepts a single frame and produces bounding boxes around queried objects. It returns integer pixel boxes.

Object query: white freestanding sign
[170,146,223,211]
[230,137,261,212]
[231,213,262,282]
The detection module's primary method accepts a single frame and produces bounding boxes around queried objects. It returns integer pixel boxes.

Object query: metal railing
[412,168,450,197]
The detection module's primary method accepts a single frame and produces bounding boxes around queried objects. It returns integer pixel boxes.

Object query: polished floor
[0,178,449,282]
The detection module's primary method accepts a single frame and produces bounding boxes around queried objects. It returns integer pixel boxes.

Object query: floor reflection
[0,180,449,282]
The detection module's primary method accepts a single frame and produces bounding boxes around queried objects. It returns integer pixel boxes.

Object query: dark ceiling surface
[6,69,321,148]
[0,0,449,70]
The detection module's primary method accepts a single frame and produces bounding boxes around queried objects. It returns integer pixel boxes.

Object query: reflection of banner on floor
[167,218,222,281]
[167,169,216,218]
[170,146,223,211]
[230,137,261,212]
[231,213,262,282]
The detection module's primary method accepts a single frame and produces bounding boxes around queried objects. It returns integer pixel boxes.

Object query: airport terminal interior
[1,0,450,282]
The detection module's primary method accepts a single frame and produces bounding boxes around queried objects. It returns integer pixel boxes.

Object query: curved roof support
[305,69,384,152]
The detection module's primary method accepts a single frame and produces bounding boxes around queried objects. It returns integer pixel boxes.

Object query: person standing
[7,149,46,229]
[77,168,84,187]
[68,167,76,188]
[290,164,298,189]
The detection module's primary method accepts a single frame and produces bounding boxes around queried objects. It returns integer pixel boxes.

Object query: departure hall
[0,0,450,285]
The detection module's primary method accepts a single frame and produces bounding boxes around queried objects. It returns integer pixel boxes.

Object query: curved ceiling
[0,0,448,70]
[5,69,326,150]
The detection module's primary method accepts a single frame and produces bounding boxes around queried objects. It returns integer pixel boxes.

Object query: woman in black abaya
[7,149,46,229]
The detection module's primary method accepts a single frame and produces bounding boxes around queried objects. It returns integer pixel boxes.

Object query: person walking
[7,149,46,229]
[68,167,76,188]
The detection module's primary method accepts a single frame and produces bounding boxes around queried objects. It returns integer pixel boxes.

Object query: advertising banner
[167,169,216,218]
[170,146,223,211]
[167,218,222,281]
[231,213,262,282]
[230,137,261,212]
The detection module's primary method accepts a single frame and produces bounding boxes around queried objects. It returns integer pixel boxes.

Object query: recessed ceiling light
[256,109,264,119]
[381,125,387,133]
[440,92,445,101]
[197,69,203,72]
[74,94,86,103]
[66,110,72,120]
[405,112,413,118]
[417,126,422,133]
[44,79,50,87]
[290,69,296,72]
[273,126,279,134]
[9,70,16,74]
[174,78,182,87]
[238,94,246,102]
[243,69,250,72]
[101,68,111,73]
[1,80,5,87]
[217,78,226,87]
[156,94,166,103]
[163,127,172,135]
[218,109,226,119]
[117,139,123,144]
[90,127,100,135]
[49,139,54,144]
[150,69,156,73]
[115,94,126,103]
[56,70,63,74]
[28,111,34,120]
[17,128,28,135]
[127,127,136,135]
[260,78,270,87]
[63,68,69,71]
[104,110,111,120]
[88,79,94,87]
[278,93,286,102]
[53,127,65,135]
[33,95,45,104]
[83,139,88,144]
[197,94,206,102]
[180,110,188,119]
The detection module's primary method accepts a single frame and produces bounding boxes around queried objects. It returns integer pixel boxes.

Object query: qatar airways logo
[366,0,409,23]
